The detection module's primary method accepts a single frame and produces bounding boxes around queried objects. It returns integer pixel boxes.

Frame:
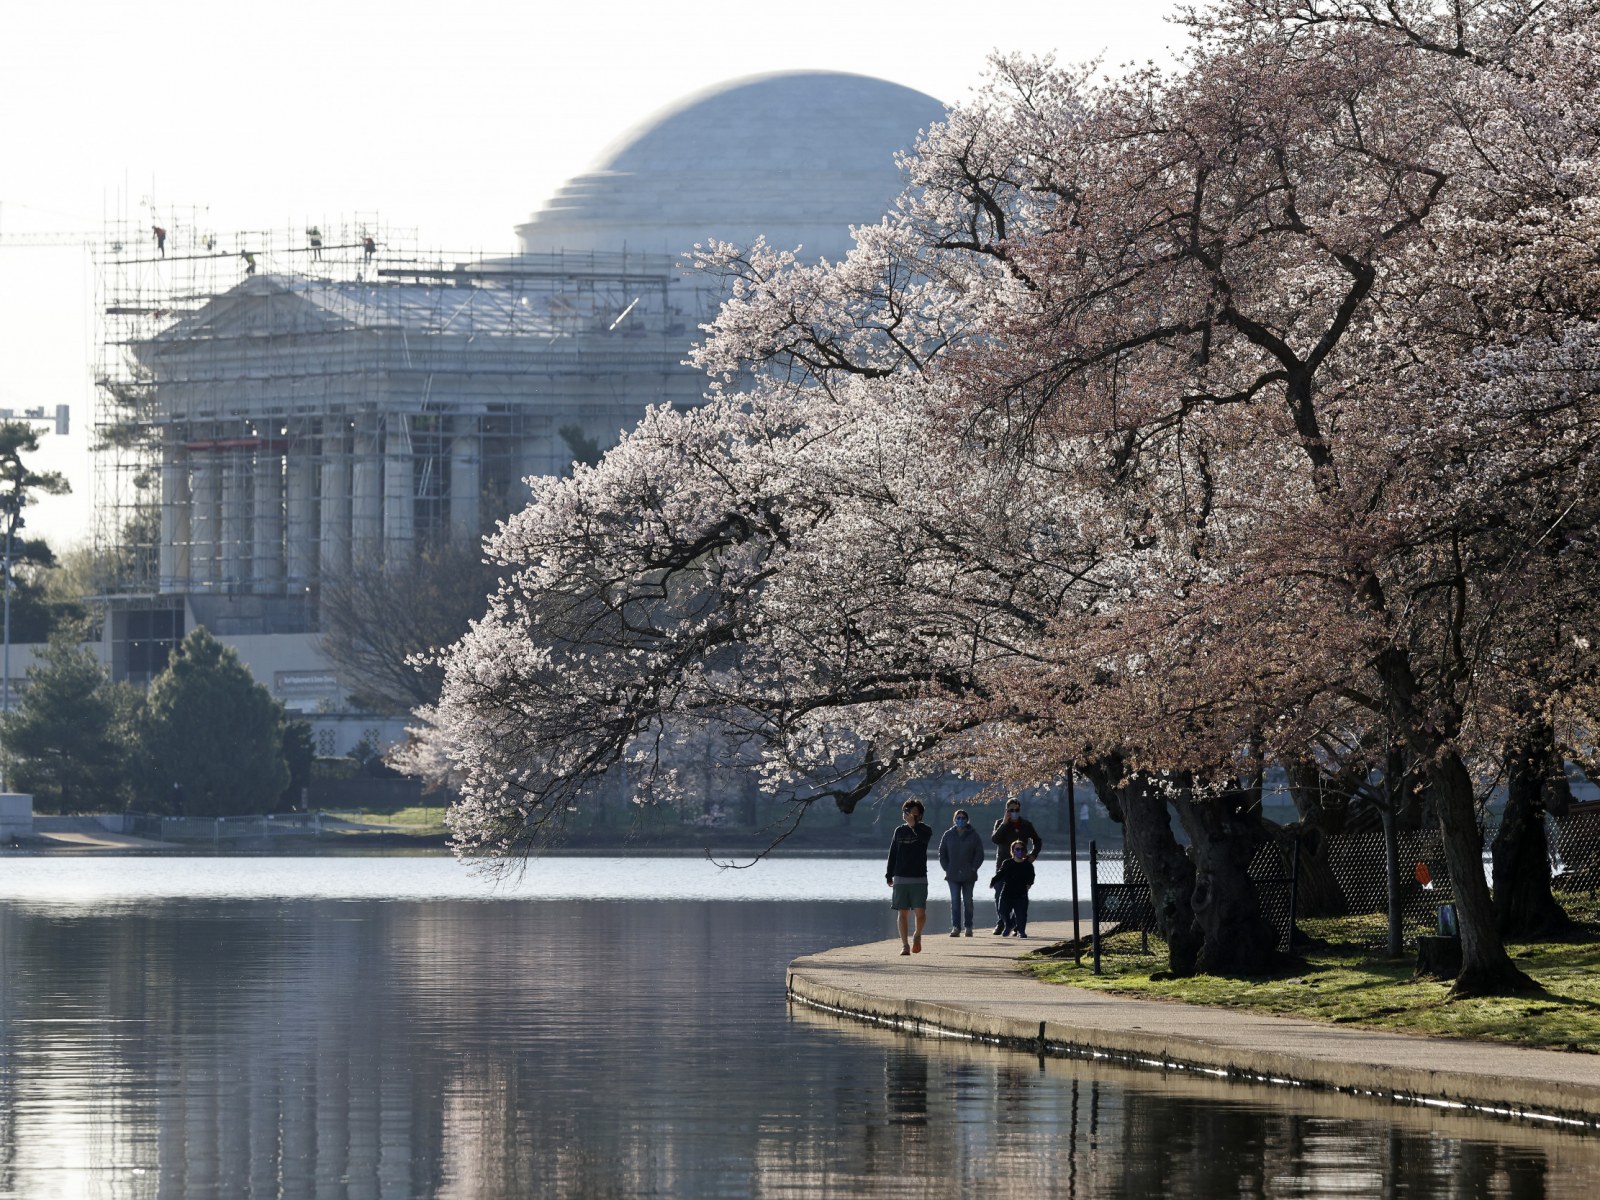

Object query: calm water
[0,855,1597,1199]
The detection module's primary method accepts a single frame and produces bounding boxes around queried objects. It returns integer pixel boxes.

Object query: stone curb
[785,961,1600,1130]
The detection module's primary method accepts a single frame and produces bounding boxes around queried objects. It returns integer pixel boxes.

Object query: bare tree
[319,541,503,714]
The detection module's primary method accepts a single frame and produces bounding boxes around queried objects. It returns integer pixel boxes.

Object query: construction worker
[308,226,323,259]
[152,226,167,256]
[240,249,257,276]
[362,235,376,263]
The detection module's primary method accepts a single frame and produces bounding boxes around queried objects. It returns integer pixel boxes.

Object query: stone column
[189,454,219,591]
[383,414,415,571]
[350,414,383,567]
[220,451,248,589]
[449,415,481,542]
[286,449,317,591]
[252,446,285,594]
[159,441,191,593]
[319,423,352,579]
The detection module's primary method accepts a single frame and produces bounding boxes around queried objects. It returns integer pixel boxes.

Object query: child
[995,840,1035,938]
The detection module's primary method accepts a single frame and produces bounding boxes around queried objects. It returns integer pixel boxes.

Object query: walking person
[990,801,1043,933]
[995,840,1036,937]
[938,808,985,936]
[886,799,932,956]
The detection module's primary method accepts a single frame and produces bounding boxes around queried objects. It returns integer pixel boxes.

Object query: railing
[125,811,324,842]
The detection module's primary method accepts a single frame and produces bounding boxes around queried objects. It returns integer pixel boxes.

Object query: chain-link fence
[1088,805,1600,964]
[1089,841,1297,965]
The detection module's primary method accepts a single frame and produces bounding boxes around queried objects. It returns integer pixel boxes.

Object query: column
[319,423,352,579]
[220,451,248,590]
[383,414,415,571]
[159,441,191,593]
[286,449,317,591]
[252,446,285,594]
[350,414,382,567]
[449,415,481,542]
[190,455,219,591]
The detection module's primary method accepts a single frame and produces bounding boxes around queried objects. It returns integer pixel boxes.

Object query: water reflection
[795,1003,1596,1198]
[0,871,1596,1197]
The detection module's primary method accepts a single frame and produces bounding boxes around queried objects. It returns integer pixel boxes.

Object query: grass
[1026,900,1600,1052]
[322,805,449,838]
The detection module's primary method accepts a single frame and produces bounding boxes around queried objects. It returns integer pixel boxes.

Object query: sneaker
[964,928,973,937]
[949,928,961,937]
[999,930,1011,937]
[992,923,1005,935]
[1017,932,1029,939]
[900,945,911,956]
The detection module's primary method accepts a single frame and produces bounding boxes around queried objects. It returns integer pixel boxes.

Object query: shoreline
[786,920,1600,1131]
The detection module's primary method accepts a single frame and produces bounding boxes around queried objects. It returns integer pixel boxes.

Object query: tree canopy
[0,638,127,811]
[143,627,289,816]
[407,0,1600,993]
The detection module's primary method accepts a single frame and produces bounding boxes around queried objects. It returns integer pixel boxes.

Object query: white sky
[0,0,1185,547]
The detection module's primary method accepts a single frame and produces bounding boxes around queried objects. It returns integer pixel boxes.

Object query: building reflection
[1,899,1598,1198]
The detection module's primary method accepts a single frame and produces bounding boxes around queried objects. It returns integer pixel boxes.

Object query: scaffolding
[92,201,716,645]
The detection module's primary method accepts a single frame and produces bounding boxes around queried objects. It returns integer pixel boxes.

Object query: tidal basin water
[3,856,1600,1198]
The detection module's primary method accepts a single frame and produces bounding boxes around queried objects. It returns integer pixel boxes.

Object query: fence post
[1287,834,1300,954]
[1090,840,1102,976]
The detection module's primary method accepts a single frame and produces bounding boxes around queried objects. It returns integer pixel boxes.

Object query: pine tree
[0,638,123,812]
[143,628,289,816]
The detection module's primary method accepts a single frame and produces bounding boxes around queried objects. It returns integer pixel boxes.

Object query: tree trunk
[1431,751,1540,996]
[1377,648,1536,996]
[1492,726,1572,940]
[1281,760,1348,918]
[1084,758,1203,976]
[1174,785,1277,974]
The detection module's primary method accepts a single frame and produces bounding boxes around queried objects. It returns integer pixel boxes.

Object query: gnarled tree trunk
[1085,757,1203,976]
[1173,783,1277,974]
[1492,724,1572,940]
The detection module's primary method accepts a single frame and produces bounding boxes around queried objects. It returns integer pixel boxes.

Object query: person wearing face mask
[937,809,986,937]
[989,802,1043,934]
[994,841,1036,937]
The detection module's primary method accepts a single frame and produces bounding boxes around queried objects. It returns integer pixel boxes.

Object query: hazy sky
[0,0,1185,546]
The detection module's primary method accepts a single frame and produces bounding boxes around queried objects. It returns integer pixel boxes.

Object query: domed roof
[516,72,945,262]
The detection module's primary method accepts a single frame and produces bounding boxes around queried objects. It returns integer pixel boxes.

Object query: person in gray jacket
[937,809,987,937]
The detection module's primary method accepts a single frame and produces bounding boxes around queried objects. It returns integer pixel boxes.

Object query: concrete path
[786,920,1600,1129]
[30,817,168,850]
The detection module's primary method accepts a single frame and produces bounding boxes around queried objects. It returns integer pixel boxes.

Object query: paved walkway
[786,920,1600,1128]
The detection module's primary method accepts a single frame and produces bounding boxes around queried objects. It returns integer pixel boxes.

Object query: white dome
[516,72,945,262]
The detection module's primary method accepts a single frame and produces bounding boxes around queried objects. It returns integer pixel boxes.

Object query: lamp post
[1067,763,1081,964]
[0,496,18,794]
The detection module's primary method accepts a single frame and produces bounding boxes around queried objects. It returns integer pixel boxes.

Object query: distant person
[308,226,323,259]
[240,250,257,276]
[886,799,932,956]
[363,235,376,262]
[937,808,985,937]
[990,801,1042,934]
[152,225,167,256]
[995,840,1036,938]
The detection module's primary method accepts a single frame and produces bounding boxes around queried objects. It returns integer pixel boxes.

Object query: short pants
[890,880,929,910]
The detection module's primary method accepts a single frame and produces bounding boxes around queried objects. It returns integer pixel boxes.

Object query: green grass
[323,805,449,837]
[1026,902,1600,1052]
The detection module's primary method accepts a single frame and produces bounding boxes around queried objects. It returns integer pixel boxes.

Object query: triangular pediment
[138,276,353,363]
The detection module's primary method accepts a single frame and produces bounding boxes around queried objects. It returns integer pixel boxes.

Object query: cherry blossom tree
[411,0,1600,992]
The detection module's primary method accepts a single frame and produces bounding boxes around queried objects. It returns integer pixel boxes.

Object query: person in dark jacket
[996,840,1037,937]
[938,809,986,937]
[886,799,933,955]
[990,801,1043,933]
